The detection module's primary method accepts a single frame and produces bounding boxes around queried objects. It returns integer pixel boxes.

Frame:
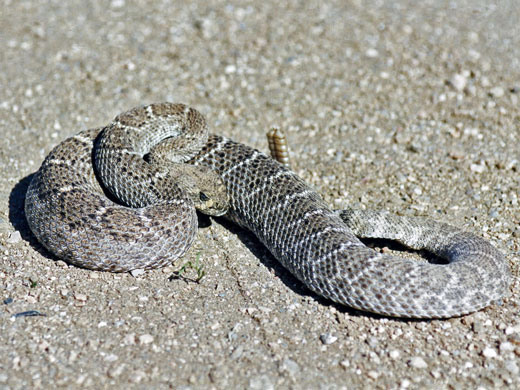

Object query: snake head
[173,164,229,217]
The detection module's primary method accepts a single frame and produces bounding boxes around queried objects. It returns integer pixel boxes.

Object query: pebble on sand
[408,357,428,368]
[482,347,497,358]
[320,333,338,345]
[138,334,154,345]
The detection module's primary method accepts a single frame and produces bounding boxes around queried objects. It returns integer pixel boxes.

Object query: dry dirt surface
[1,1,519,389]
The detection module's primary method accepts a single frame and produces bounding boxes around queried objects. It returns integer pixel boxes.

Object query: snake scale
[25,103,511,318]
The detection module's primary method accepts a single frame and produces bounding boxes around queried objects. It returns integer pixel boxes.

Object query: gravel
[1,0,519,389]
[408,357,428,369]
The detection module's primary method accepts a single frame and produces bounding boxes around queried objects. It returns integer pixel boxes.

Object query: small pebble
[448,148,465,160]
[367,370,379,380]
[39,341,50,351]
[225,64,236,74]
[489,209,499,218]
[130,269,145,277]
[367,336,379,348]
[129,370,146,383]
[505,360,519,375]
[489,86,504,98]
[104,354,118,362]
[6,231,21,244]
[75,374,87,386]
[389,350,400,359]
[110,0,125,8]
[409,357,428,368]
[74,293,87,302]
[319,333,338,345]
[138,334,154,344]
[230,345,244,359]
[470,163,486,173]
[280,358,300,376]
[482,347,497,358]
[499,341,514,353]
[468,49,481,61]
[162,266,174,274]
[107,363,125,378]
[505,325,520,335]
[68,350,78,363]
[365,48,379,58]
[450,73,467,91]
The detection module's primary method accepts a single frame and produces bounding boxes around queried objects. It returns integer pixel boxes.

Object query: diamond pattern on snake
[25,103,511,318]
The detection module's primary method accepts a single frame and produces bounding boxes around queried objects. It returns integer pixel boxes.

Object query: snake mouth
[195,196,229,217]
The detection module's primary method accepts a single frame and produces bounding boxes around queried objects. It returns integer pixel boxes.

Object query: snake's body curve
[25,103,511,318]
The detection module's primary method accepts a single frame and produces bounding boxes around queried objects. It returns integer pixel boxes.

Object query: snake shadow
[213,217,431,322]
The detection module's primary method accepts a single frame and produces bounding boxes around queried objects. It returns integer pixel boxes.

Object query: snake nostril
[199,191,210,202]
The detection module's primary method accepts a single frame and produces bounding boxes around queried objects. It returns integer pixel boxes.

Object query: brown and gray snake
[24,103,511,318]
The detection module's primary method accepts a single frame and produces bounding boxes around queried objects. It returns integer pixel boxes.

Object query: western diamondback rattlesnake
[25,103,511,318]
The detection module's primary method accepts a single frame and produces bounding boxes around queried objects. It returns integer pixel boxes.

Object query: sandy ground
[1,0,519,389]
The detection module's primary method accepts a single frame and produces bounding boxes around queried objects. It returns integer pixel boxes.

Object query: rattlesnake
[25,103,511,318]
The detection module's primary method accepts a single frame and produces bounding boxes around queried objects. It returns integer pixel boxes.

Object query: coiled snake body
[25,103,511,318]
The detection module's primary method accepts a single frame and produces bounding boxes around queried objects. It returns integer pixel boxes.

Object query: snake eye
[199,192,210,202]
